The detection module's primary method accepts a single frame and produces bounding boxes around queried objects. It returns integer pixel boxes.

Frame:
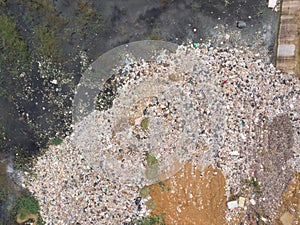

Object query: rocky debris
[237,21,247,29]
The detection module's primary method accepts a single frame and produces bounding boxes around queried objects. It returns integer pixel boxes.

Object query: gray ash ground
[246,114,295,222]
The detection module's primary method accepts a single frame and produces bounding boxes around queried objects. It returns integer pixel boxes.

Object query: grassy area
[145,152,159,180]
[135,214,166,225]
[49,137,63,146]
[75,1,105,33]
[0,15,27,55]
[19,0,56,12]
[16,193,44,225]
[0,15,30,74]
[251,177,262,194]
[140,185,151,198]
[141,118,150,131]
[18,0,105,62]
[0,11,34,102]
[34,24,61,60]
[146,152,158,166]
[17,0,68,61]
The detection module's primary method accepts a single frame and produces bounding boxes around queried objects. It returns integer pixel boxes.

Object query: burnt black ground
[77,0,278,59]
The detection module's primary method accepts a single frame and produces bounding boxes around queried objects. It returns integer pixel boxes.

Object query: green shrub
[0,15,30,74]
[146,152,158,166]
[251,177,261,194]
[0,13,33,98]
[49,137,63,146]
[145,152,159,180]
[0,15,27,55]
[140,185,151,198]
[17,194,40,220]
[34,24,60,59]
[135,214,166,225]
[16,193,45,225]
[141,118,149,131]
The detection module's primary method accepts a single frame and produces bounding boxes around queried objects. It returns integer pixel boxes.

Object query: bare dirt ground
[275,173,300,225]
[149,163,227,225]
[16,214,38,225]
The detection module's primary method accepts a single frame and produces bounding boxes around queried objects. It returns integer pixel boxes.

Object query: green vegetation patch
[135,214,166,225]
[0,15,27,55]
[34,24,61,60]
[140,185,151,198]
[145,152,159,180]
[75,1,105,33]
[0,13,32,99]
[49,137,63,146]
[0,15,30,75]
[146,152,158,166]
[251,177,261,194]
[141,117,150,131]
[16,194,40,220]
[19,0,56,12]
[228,193,241,201]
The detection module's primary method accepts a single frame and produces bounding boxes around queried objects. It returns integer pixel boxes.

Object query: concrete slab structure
[268,0,277,8]
[227,200,238,210]
[277,44,296,57]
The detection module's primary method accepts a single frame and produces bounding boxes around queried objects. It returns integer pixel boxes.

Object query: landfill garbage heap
[24,40,300,224]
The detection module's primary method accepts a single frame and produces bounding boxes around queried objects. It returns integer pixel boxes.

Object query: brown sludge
[150,163,227,225]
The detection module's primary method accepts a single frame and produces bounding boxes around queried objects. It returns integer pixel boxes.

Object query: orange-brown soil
[150,163,227,225]
[275,173,300,225]
[17,214,38,225]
